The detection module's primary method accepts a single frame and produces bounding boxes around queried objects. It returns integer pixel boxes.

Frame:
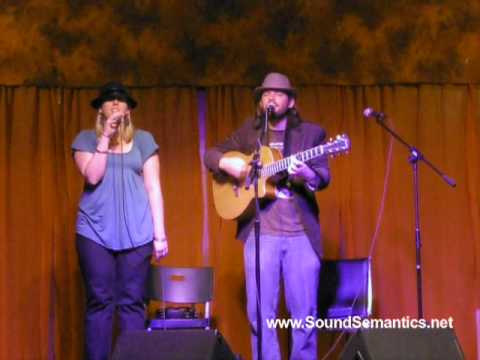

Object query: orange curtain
[0,84,478,359]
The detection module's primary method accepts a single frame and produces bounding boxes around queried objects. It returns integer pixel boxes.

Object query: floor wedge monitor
[112,329,238,360]
[340,328,464,360]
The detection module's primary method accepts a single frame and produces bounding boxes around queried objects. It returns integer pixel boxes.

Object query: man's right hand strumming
[219,156,248,179]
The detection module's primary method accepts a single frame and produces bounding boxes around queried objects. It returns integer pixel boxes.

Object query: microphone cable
[119,118,136,249]
[320,116,395,360]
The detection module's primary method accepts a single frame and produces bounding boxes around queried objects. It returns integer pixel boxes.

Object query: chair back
[318,258,372,320]
[148,266,214,303]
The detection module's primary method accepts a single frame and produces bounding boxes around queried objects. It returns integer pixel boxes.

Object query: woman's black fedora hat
[90,82,137,109]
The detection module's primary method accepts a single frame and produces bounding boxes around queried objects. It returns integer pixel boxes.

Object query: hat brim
[253,86,296,102]
[90,92,137,109]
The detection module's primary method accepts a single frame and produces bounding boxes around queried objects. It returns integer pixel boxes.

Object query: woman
[72,82,168,360]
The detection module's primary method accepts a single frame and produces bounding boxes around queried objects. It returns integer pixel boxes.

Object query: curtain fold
[0,84,478,359]
[205,86,257,356]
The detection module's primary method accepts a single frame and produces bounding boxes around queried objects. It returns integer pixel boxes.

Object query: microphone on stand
[363,107,385,120]
[266,104,275,115]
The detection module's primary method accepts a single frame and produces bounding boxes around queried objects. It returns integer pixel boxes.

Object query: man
[204,72,330,360]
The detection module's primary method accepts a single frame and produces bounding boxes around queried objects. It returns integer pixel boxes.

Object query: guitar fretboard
[260,144,325,178]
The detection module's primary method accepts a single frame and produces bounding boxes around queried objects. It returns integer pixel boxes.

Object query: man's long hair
[253,98,302,154]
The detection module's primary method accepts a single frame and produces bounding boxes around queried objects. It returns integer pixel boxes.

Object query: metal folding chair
[147,266,214,330]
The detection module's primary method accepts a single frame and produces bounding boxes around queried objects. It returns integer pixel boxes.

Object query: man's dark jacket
[204,116,330,258]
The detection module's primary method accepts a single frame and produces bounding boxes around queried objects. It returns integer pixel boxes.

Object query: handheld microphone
[116,112,130,126]
[363,107,385,119]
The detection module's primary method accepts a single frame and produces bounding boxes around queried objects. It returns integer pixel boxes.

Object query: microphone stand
[245,110,268,360]
[368,112,456,319]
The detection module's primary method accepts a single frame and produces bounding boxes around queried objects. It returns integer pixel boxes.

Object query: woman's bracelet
[154,237,168,243]
[95,147,109,154]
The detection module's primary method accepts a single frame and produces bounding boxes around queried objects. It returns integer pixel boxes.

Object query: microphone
[266,104,275,114]
[363,107,385,119]
[116,112,129,125]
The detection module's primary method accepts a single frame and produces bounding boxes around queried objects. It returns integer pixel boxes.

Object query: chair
[317,258,372,327]
[147,266,214,330]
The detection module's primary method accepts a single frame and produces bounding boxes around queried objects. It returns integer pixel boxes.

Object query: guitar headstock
[323,134,351,156]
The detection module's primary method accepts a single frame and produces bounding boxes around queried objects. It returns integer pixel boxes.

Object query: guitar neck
[260,144,325,178]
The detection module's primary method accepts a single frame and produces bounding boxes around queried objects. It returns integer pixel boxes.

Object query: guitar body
[212,146,281,220]
[211,134,351,220]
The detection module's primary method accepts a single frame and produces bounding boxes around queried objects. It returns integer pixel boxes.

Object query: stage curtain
[0,84,478,359]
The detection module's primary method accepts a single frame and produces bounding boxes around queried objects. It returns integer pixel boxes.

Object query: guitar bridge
[233,183,240,197]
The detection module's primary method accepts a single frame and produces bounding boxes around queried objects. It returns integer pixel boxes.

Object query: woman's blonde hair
[95,111,135,146]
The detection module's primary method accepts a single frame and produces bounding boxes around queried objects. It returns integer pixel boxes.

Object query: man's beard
[268,109,289,123]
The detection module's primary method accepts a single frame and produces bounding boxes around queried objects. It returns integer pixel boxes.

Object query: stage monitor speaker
[112,329,238,360]
[340,328,464,360]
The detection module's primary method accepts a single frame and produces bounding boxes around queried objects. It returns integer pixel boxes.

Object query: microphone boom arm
[366,110,456,187]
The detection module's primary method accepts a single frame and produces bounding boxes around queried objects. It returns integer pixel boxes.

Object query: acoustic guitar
[212,134,350,220]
